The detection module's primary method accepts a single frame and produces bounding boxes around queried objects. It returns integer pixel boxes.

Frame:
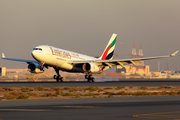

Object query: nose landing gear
[85,74,95,82]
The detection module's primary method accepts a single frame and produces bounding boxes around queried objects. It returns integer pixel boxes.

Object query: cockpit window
[33,48,42,51]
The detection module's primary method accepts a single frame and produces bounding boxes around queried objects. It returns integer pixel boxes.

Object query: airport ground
[1,78,180,87]
[1,78,180,120]
[1,96,180,120]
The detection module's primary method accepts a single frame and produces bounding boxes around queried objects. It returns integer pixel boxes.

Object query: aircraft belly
[43,55,65,67]
[59,62,73,70]
[53,57,66,67]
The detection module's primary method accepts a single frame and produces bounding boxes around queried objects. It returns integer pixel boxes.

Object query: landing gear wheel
[57,76,63,82]
[53,67,64,83]
[85,75,88,79]
[91,77,95,82]
[60,77,63,82]
[54,75,57,79]
[85,74,95,82]
[88,75,92,79]
[56,78,59,82]
[53,75,59,82]
[54,75,63,82]
[56,75,61,82]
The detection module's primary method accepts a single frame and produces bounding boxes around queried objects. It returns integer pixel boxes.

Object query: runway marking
[54,106,102,108]
[0,109,51,111]
[133,111,180,119]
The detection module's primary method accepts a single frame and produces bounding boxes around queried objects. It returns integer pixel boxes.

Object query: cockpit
[33,48,42,51]
[31,47,44,60]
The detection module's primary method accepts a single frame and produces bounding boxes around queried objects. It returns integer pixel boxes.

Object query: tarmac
[1,96,180,120]
[1,78,180,87]
[1,78,180,119]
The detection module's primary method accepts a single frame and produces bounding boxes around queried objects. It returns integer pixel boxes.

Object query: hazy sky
[0,0,180,71]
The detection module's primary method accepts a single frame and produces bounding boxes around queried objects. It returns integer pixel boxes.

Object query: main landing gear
[54,67,63,82]
[85,74,95,82]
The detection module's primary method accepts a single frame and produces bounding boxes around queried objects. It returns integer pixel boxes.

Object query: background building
[116,44,150,75]
[0,67,6,76]
[116,65,150,75]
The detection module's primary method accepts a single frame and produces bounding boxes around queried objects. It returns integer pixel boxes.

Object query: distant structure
[131,43,137,58]
[0,67,6,76]
[116,44,150,75]
[138,44,143,57]
[137,44,144,66]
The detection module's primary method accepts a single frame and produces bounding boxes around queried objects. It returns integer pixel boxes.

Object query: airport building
[116,43,180,78]
[0,67,6,76]
[116,44,150,75]
[116,65,150,75]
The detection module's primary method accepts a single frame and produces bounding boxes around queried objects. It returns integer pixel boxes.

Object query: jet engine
[82,63,100,73]
[28,63,44,73]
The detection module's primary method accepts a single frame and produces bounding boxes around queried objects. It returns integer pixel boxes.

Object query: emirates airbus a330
[2,34,178,82]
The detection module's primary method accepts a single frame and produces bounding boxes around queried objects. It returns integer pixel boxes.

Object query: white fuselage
[31,45,103,73]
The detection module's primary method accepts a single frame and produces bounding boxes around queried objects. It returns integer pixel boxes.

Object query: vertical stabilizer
[99,34,117,60]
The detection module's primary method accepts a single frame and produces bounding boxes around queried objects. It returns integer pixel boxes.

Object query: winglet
[170,51,179,57]
[2,53,5,58]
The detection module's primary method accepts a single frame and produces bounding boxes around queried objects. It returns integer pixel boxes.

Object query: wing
[2,53,38,64]
[68,51,178,68]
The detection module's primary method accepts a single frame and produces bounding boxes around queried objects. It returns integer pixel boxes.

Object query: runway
[1,78,180,87]
[1,96,180,120]
[1,79,180,120]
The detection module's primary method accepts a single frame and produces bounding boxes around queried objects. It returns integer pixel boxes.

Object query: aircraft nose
[31,47,43,61]
[31,50,37,59]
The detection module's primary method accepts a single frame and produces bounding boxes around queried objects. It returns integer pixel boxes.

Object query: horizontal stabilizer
[2,53,5,58]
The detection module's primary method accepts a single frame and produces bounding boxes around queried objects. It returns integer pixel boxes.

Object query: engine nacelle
[82,63,100,73]
[28,63,44,73]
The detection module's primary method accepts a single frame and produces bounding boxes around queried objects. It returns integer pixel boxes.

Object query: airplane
[2,34,179,82]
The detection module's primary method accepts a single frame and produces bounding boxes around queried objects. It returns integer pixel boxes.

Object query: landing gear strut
[54,67,63,82]
[85,74,95,82]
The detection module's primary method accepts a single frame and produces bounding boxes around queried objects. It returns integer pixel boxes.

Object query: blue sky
[0,0,180,71]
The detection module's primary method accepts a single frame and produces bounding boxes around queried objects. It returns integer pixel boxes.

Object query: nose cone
[31,46,44,61]
[31,50,38,61]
